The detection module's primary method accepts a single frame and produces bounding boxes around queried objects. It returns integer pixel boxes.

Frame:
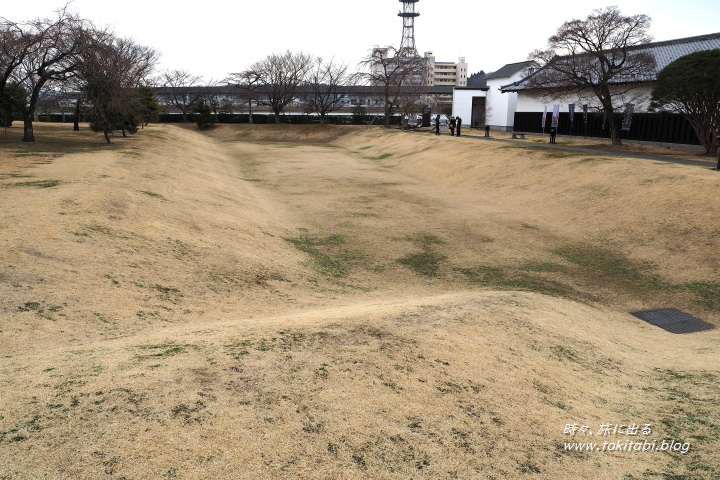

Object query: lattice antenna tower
[398,0,420,56]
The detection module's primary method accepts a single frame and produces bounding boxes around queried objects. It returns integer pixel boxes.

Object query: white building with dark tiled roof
[501,32,720,114]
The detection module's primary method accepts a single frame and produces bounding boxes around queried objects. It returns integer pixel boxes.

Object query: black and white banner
[621,104,635,131]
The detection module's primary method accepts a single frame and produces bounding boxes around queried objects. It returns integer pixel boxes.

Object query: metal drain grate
[631,308,715,334]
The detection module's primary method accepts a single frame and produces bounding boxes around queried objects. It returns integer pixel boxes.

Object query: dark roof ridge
[547,32,720,60]
[486,60,537,80]
[632,31,720,51]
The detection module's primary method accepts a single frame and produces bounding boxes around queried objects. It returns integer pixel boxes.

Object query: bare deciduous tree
[1,8,89,142]
[359,45,424,127]
[159,69,205,122]
[80,31,158,143]
[196,79,226,124]
[227,69,261,123]
[303,57,355,123]
[0,19,33,128]
[526,6,655,145]
[250,50,313,124]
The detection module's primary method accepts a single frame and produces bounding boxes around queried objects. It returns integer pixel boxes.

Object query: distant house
[500,32,720,143]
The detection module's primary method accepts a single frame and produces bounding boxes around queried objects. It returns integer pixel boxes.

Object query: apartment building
[423,52,468,87]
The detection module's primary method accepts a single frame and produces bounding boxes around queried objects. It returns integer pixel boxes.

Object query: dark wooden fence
[513,111,700,145]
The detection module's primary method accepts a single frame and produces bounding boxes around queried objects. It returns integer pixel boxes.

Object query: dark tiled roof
[501,32,720,92]
[486,61,537,80]
[645,32,720,73]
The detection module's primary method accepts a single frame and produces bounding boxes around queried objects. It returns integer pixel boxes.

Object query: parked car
[406,118,419,129]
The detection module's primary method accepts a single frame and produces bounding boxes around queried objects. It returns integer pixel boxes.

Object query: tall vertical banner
[568,103,575,129]
[551,104,560,128]
[602,111,607,132]
[541,105,548,132]
[583,104,588,137]
[621,103,635,131]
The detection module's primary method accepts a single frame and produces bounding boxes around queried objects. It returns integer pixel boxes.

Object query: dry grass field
[1,122,718,479]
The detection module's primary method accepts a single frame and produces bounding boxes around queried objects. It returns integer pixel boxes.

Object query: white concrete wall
[514,84,655,113]
[485,78,512,131]
[485,67,535,131]
[451,89,486,123]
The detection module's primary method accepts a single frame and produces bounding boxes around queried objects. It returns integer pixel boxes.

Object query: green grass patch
[8,179,62,188]
[135,343,195,359]
[371,153,393,160]
[398,251,448,277]
[80,223,114,236]
[458,265,577,298]
[684,281,720,311]
[397,233,448,277]
[18,301,42,312]
[284,233,363,278]
[139,190,166,200]
[347,212,380,218]
[553,243,668,293]
[409,234,445,248]
[550,345,581,363]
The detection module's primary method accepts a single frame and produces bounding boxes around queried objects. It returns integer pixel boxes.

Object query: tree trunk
[384,104,391,127]
[22,117,35,142]
[606,111,622,146]
[103,127,111,144]
[274,111,281,124]
[598,89,622,146]
[74,97,82,131]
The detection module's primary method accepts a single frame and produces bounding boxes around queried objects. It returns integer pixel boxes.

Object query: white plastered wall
[485,67,535,131]
[514,84,655,113]
[451,88,487,125]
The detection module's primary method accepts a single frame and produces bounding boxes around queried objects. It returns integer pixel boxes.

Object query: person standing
[449,117,455,136]
[435,114,440,136]
[456,117,462,136]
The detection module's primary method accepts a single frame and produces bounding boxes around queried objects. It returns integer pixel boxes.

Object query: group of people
[435,115,462,136]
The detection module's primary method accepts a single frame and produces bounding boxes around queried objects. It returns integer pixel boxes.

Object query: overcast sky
[3,0,719,82]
